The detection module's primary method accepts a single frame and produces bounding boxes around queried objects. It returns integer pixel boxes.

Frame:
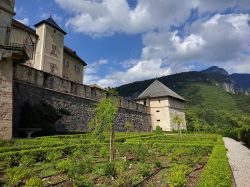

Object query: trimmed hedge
[198,138,232,187]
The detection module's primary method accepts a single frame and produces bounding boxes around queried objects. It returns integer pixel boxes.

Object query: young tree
[88,98,119,162]
[173,114,184,136]
[124,121,134,132]
[106,87,119,96]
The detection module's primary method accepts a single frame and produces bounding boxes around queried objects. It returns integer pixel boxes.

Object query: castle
[10,17,86,83]
[0,0,186,139]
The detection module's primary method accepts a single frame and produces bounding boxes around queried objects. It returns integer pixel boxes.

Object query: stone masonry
[0,59,13,139]
[12,64,151,135]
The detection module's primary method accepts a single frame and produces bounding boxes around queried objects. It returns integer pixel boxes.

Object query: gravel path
[223,137,250,187]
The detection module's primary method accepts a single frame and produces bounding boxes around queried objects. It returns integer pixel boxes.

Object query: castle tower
[135,80,186,131]
[34,17,67,77]
[0,0,15,139]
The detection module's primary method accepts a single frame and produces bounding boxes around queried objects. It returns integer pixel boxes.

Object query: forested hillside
[116,69,250,146]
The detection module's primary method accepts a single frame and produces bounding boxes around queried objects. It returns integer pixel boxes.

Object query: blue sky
[14,0,250,87]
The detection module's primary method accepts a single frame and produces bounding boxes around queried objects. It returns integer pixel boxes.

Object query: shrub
[68,157,93,178]
[56,159,72,173]
[167,164,192,187]
[124,121,134,132]
[134,143,148,161]
[5,167,31,186]
[73,175,93,187]
[104,162,117,178]
[198,144,232,187]
[20,155,36,166]
[154,159,162,168]
[154,125,163,134]
[99,146,108,158]
[238,126,250,147]
[46,151,62,161]
[138,163,152,177]
[24,176,43,187]
[115,160,128,173]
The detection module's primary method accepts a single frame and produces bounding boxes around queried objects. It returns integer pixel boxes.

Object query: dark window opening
[157,119,160,122]
[143,100,146,105]
[156,110,160,112]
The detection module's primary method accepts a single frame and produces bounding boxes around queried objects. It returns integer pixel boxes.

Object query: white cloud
[84,59,108,85]
[53,0,250,86]
[54,0,250,36]
[96,59,171,87]
[16,18,30,25]
[55,0,197,35]
[93,13,250,87]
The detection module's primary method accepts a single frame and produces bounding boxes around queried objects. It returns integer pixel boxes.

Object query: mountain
[201,66,229,76]
[116,66,250,136]
[117,66,249,100]
[230,74,250,93]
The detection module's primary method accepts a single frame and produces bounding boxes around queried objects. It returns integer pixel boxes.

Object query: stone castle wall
[13,64,151,134]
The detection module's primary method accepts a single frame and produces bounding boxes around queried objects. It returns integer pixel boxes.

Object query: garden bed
[0,133,231,186]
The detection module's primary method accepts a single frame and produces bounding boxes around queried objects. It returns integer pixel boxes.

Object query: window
[75,64,80,73]
[51,44,57,55]
[156,110,160,112]
[63,59,69,67]
[50,63,56,74]
[158,100,161,103]
[143,100,146,105]
[54,29,56,33]
[157,120,160,122]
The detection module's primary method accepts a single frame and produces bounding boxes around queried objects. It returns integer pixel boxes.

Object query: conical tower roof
[136,79,185,101]
[34,16,67,35]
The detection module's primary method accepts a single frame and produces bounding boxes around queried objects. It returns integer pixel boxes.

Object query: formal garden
[0,132,232,187]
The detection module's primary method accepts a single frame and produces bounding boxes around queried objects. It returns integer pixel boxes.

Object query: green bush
[56,159,72,173]
[73,175,93,187]
[154,125,163,134]
[134,143,148,161]
[167,164,192,187]
[24,176,43,187]
[138,163,152,177]
[67,157,93,178]
[46,151,62,161]
[238,126,250,147]
[104,162,117,177]
[5,167,31,186]
[198,144,232,187]
[20,155,36,166]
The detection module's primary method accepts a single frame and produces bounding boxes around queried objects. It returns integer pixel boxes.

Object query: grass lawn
[0,133,232,187]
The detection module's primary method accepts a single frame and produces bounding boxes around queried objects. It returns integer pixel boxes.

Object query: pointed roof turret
[136,79,186,101]
[34,16,67,35]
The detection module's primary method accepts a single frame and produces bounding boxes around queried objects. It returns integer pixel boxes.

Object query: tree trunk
[110,125,115,162]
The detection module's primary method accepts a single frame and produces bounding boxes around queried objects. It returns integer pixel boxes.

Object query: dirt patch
[187,164,206,187]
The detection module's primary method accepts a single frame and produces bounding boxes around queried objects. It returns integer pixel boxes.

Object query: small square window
[75,64,80,73]
[157,119,160,122]
[50,63,56,74]
[64,59,69,67]
[51,44,57,55]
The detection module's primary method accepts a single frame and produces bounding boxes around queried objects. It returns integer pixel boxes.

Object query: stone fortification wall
[13,64,151,133]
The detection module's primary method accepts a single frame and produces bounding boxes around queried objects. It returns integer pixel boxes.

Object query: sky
[14,0,250,87]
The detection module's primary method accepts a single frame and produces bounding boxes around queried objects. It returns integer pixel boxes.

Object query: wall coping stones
[13,64,150,114]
